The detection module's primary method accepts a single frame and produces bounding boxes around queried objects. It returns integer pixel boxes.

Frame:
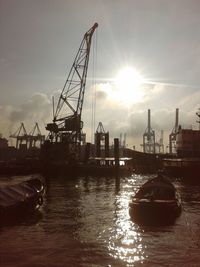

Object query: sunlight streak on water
[103,176,148,265]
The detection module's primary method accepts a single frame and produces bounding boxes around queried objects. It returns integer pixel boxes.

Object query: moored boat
[129,175,182,225]
[0,178,45,221]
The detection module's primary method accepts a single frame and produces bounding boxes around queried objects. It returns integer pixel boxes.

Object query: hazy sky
[1,0,200,150]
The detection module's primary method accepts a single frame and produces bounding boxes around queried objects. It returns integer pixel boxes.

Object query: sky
[1,0,200,151]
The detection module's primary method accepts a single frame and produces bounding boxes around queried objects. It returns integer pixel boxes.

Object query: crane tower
[95,122,109,157]
[169,108,179,154]
[142,109,155,153]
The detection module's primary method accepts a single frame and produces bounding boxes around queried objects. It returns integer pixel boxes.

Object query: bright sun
[113,67,145,104]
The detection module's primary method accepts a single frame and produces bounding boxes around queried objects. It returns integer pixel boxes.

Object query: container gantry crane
[29,123,45,148]
[45,23,98,161]
[10,122,28,149]
[142,109,155,153]
[169,108,179,154]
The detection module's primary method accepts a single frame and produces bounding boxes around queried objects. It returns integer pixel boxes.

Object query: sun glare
[113,67,145,104]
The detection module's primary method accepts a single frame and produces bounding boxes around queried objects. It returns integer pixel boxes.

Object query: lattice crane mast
[46,23,98,149]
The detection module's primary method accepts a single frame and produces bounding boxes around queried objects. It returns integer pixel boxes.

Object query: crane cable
[91,29,98,144]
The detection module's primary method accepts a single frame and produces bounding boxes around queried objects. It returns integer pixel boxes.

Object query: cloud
[9,93,51,123]
[0,93,52,138]
[178,91,200,112]
[82,81,200,150]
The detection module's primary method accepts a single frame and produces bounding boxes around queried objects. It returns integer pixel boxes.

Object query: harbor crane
[142,109,155,153]
[169,108,179,154]
[44,23,98,161]
[10,122,45,149]
[10,122,28,149]
[29,123,45,148]
[95,122,109,157]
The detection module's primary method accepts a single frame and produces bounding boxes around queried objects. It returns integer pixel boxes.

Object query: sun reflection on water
[105,176,148,265]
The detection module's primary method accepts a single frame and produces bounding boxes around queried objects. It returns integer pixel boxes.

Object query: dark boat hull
[0,178,44,222]
[129,199,181,225]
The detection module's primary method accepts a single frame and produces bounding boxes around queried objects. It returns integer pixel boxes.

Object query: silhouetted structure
[114,138,119,167]
[95,122,109,157]
[142,109,155,153]
[29,123,45,148]
[10,123,28,149]
[10,123,45,149]
[169,108,179,154]
[0,134,8,148]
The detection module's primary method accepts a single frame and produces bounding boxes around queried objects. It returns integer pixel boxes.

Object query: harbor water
[1,174,200,267]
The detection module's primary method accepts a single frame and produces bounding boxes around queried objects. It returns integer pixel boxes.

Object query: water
[1,174,200,267]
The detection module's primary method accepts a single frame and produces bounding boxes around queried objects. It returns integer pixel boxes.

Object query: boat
[129,175,182,225]
[0,178,45,221]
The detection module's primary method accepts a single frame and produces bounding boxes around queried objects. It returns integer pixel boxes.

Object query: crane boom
[54,22,98,123]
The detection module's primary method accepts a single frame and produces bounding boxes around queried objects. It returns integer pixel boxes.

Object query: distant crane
[95,122,109,157]
[96,122,106,135]
[158,130,164,153]
[142,109,155,153]
[29,123,45,148]
[44,23,98,161]
[10,123,28,149]
[10,122,45,149]
[169,108,179,154]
